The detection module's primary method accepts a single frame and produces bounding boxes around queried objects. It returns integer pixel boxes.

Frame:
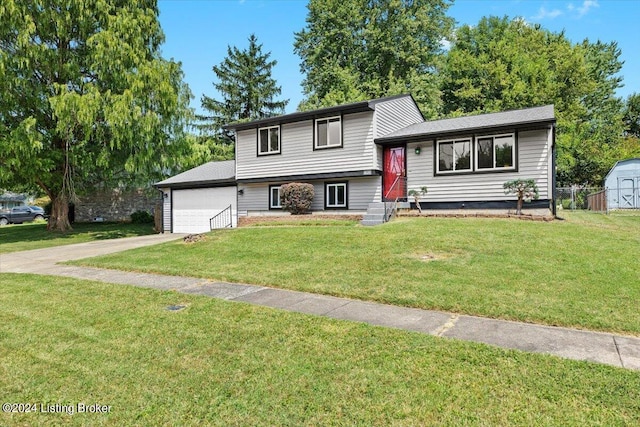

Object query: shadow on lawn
[0,222,154,245]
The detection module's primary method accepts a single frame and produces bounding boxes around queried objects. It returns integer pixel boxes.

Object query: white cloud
[532,6,564,20]
[575,0,599,17]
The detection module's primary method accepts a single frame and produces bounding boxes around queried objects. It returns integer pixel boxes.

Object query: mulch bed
[238,214,362,227]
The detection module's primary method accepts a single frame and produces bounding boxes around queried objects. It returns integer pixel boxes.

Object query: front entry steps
[361,202,387,226]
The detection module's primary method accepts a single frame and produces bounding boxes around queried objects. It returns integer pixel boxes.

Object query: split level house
[156,94,556,233]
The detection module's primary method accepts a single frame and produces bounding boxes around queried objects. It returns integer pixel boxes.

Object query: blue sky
[158,0,639,114]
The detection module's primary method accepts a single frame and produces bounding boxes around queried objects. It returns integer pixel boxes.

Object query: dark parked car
[0,206,48,225]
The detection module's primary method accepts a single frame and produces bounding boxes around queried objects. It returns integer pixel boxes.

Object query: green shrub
[130,210,154,224]
[281,183,314,215]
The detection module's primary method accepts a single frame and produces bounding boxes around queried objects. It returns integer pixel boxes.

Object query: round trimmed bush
[281,182,314,215]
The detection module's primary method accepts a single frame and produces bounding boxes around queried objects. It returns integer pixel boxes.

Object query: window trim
[475,133,516,172]
[314,116,343,150]
[257,125,281,156]
[435,138,473,175]
[325,181,348,209]
[269,185,282,209]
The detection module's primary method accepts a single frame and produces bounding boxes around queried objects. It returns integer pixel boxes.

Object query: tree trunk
[414,196,422,213]
[516,193,524,215]
[47,195,72,232]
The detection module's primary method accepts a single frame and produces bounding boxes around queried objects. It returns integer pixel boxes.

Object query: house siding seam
[236,112,376,180]
[406,129,550,202]
[237,177,381,212]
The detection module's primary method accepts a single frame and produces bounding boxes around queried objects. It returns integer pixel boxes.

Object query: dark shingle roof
[223,94,417,131]
[377,105,555,142]
[155,160,235,188]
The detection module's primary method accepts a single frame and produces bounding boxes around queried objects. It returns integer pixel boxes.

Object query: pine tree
[199,34,288,142]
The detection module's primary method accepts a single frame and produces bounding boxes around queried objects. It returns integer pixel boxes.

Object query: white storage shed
[604,158,640,209]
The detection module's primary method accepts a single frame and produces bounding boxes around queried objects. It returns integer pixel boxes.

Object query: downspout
[551,123,557,217]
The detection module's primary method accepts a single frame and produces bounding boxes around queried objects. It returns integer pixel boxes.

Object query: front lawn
[0,222,156,253]
[1,274,638,426]
[73,211,640,335]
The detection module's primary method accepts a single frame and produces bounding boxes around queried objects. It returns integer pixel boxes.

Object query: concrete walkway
[1,234,639,371]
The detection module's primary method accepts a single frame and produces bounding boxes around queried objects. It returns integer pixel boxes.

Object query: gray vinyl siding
[406,129,551,202]
[236,112,376,180]
[237,177,381,212]
[374,96,424,139]
[160,188,171,232]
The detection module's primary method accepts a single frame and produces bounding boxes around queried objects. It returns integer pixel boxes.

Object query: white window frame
[436,138,472,174]
[325,182,347,208]
[269,185,282,209]
[315,116,342,149]
[258,125,280,156]
[475,133,516,171]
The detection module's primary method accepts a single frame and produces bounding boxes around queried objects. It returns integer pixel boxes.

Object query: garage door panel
[172,187,237,233]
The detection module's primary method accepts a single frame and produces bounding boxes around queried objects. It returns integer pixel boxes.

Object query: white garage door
[172,187,237,233]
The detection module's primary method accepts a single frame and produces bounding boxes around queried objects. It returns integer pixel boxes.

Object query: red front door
[383,146,406,201]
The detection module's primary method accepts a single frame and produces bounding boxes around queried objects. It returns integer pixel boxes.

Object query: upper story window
[476,134,515,171]
[258,125,280,155]
[315,116,342,149]
[437,139,471,173]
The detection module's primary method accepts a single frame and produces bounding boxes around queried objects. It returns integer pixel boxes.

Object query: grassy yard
[0,222,156,253]
[1,274,638,426]
[73,211,640,335]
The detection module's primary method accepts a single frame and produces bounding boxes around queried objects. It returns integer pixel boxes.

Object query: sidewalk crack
[613,336,625,369]
[433,314,459,337]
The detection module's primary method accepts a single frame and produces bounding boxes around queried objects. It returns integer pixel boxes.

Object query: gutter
[551,123,557,217]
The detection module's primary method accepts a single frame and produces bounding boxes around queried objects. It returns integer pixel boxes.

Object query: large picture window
[325,182,347,208]
[476,134,515,170]
[258,125,280,155]
[315,117,342,149]
[269,185,282,209]
[437,139,471,173]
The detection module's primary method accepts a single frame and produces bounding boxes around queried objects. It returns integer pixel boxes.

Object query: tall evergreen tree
[0,0,192,231]
[294,0,453,116]
[199,34,288,143]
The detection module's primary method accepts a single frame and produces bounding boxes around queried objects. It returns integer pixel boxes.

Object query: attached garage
[155,160,237,233]
[604,158,640,210]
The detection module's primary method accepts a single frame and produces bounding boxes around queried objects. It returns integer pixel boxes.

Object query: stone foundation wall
[75,188,159,222]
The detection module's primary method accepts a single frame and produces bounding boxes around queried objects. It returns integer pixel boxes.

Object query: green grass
[0,222,156,253]
[1,274,638,426]
[73,211,640,335]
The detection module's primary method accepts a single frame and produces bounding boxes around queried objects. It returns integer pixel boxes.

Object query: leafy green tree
[441,16,628,185]
[181,134,235,170]
[623,93,640,138]
[199,34,288,142]
[294,0,453,115]
[0,0,192,231]
[441,17,589,117]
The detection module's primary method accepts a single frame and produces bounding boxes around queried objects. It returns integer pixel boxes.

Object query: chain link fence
[556,186,640,212]
[555,187,602,210]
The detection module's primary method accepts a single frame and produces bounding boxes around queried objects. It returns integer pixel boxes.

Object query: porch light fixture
[415,146,421,155]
